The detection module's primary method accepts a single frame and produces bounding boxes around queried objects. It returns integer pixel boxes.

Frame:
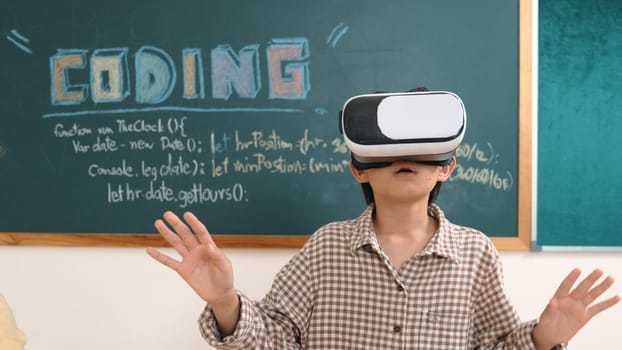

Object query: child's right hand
[147,211,236,307]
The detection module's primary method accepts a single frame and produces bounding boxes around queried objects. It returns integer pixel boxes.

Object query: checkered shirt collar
[349,203,461,264]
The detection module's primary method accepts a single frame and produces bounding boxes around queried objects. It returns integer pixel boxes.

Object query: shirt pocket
[417,309,472,349]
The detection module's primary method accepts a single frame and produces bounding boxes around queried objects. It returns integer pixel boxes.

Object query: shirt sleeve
[471,245,538,350]
[198,249,313,349]
[481,319,567,350]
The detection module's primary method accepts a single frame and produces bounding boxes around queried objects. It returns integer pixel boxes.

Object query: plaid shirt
[199,204,538,349]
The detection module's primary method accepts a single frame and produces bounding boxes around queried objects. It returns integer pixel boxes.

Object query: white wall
[0,247,620,350]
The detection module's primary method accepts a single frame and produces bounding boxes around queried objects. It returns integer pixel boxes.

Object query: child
[147,90,620,349]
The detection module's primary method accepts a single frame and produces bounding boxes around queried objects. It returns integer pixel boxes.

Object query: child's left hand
[532,268,620,350]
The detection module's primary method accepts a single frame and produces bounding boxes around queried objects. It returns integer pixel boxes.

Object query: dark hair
[357,86,444,207]
[359,179,444,206]
[408,86,429,93]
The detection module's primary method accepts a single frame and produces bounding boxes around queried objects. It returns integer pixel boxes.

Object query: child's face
[350,159,455,204]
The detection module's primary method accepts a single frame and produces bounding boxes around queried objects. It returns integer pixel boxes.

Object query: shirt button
[393,325,402,333]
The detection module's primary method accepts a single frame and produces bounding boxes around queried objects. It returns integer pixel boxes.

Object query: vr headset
[339,90,466,169]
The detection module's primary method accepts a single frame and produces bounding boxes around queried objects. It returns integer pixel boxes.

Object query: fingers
[163,211,200,252]
[154,215,190,257]
[153,211,217,256]
[569,269,604,299]
[582,275,615,305]
[554,268,582,298]
[557,268,620,315]
[182,211,216,247]
[588,294,621,318]
[146,247,181,271]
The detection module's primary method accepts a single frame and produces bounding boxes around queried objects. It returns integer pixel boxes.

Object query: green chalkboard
[0,0,530,248]
[538,0,622,248]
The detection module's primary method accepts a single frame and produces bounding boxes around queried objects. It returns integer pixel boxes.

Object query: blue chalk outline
[135,46,177,104]
[7,29,33,54]
[182,48,205,100]
[326,23,349,48]
[266,37,310,100]
[90,48,130,103]
[210,44,261,100]
[42,106,304,119]
[49,49,89,105]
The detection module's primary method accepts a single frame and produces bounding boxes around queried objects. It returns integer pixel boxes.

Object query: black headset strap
[350,154,452,170]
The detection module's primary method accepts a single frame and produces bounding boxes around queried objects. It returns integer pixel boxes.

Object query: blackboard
[537,0,622,249]
[0,0,532,249]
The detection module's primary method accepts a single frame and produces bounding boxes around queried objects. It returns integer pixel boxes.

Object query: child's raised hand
[532,268,620,350]
[147,211,235,306]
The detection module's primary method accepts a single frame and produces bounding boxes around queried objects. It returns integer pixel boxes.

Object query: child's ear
[349,160,369,183]
[438,156,457,182]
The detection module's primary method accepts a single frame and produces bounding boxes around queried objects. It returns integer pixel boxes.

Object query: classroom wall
[1,1,621,349]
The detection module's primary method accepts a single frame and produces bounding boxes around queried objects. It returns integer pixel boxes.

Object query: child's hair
[356,86,446,207]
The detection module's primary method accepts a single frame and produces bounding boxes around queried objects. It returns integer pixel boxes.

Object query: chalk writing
[49,115,354,209]
[450,165,514,191]
[456,142,497,164]
[107,181,247,208]
[234,130,294,152]
[49,39,310,107]
[450,142,513,191]
[53,123,93,137]
[47,112,516,211]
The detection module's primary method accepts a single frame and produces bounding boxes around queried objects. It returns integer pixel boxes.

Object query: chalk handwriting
[451,142,513,191]
[50,117,517,209]
[33,24,518,216]
[51,117,359,208]
[107,181,247,208]
[450,164,514,191]
[456,142,497,164]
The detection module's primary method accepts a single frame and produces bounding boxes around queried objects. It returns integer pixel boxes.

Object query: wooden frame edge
[0,232,309,248]
[490,0,532,252]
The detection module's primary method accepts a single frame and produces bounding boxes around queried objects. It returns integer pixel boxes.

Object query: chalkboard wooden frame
[0,0,532,250]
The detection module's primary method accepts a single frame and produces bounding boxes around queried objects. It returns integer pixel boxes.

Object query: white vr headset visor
[340,91,466,167]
